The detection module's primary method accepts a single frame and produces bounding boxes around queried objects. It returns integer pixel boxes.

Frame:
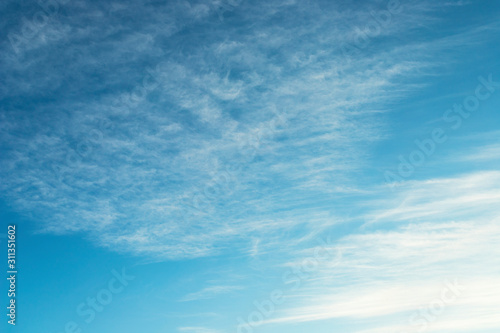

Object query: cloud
[368,171,500,224]
[2,2,500,332]
[179,285,243,302]
[1,1,499,262]
[257,170,500,331]
[0,0,436,259]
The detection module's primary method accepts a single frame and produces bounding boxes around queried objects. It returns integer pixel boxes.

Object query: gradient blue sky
[1,0,500,332]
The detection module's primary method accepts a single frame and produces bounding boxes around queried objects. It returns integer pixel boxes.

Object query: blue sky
[1,0,500,332]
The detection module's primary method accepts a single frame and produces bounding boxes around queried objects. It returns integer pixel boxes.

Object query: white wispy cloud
[368,170,500,224]
[0,1,499,265]
[0,0,439,259]
[257,169,500,332]
[179,285,243,302]
[2,2,500,332]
